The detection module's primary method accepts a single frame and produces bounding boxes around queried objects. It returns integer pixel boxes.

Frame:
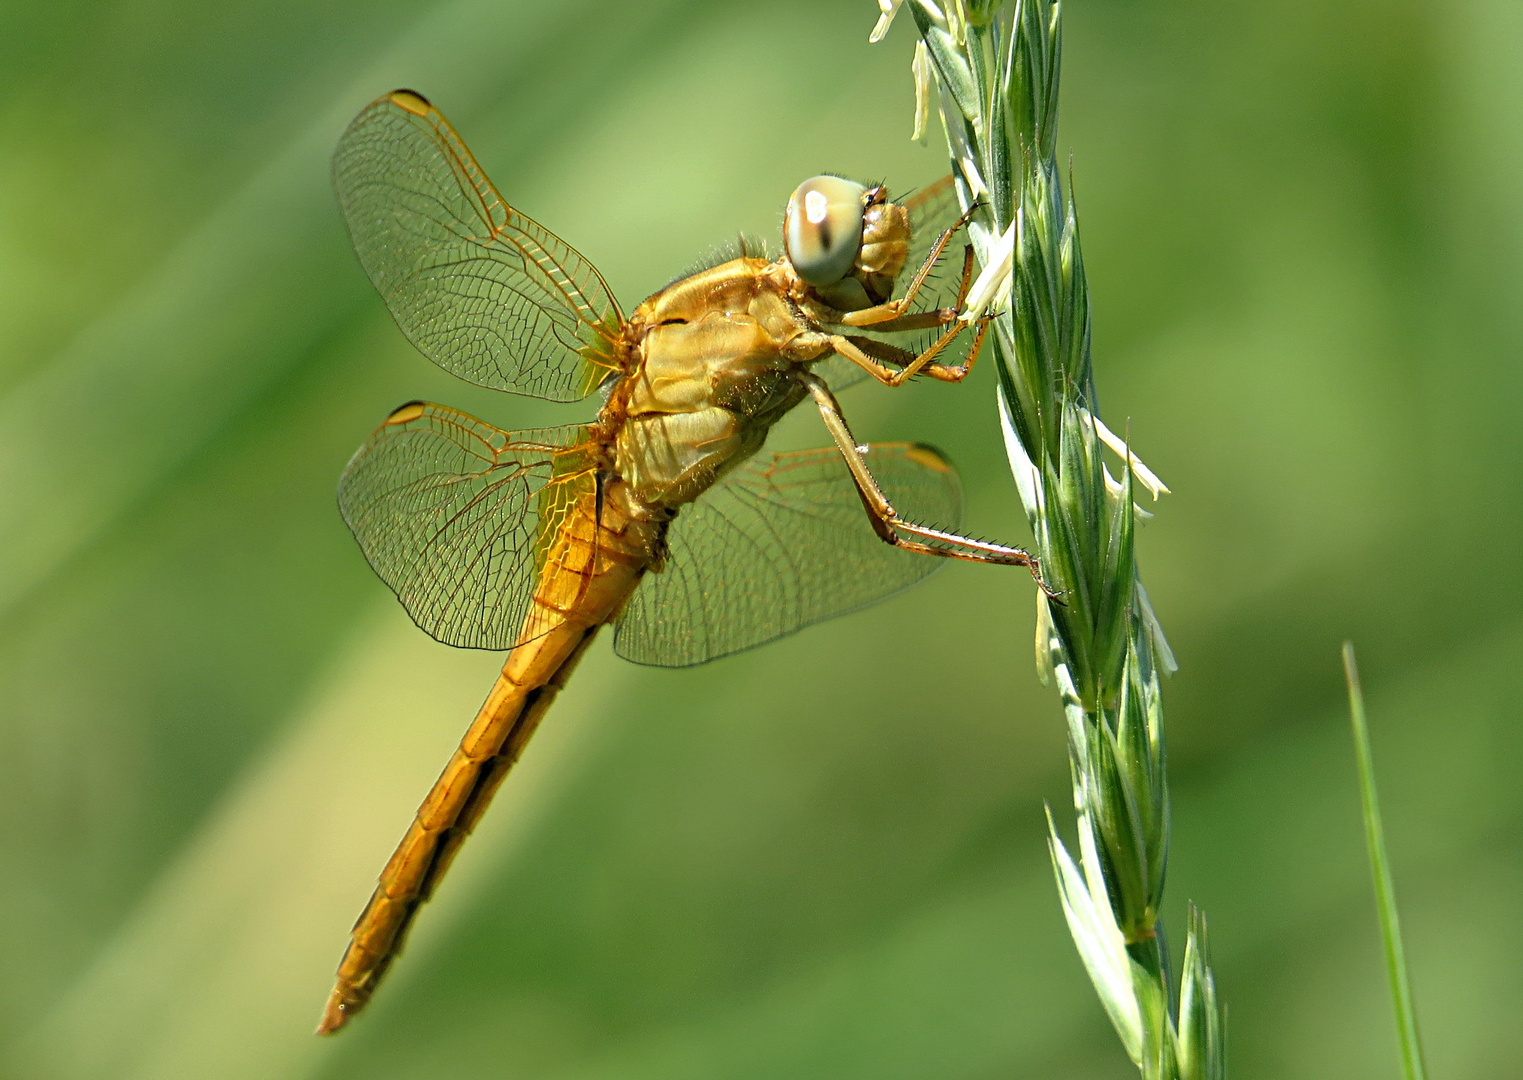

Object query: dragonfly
[317,88,1051,1034]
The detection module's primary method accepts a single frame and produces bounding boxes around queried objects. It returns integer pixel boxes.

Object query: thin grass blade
[1341,642,1429,1080]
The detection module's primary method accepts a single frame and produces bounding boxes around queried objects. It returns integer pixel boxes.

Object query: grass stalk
[874,2,1224,1074]
[1341,643,1429,1080]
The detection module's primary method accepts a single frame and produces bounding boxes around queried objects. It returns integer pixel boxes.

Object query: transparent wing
[333,90,623,402]
[338,401,598,650]
[613,443,961,667]
[901,173,971,291]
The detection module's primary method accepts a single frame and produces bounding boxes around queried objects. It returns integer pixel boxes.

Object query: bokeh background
[2,0,1520,1077]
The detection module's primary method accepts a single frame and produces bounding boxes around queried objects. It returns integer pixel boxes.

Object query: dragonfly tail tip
[315,994,351,1036]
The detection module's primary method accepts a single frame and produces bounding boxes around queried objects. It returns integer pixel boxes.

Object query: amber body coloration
[318,89,1045,1033]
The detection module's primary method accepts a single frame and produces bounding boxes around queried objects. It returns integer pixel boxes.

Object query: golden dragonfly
[317,88,1049,1034]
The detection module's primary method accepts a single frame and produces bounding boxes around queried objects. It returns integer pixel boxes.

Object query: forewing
[338,402,598,650]
[333,90,623,402]
[613,443,961,667]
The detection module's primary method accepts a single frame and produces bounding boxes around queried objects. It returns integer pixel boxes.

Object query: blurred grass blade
[13,610,610,1080]
[0,0,640,624]
[1341,642,1428,1080]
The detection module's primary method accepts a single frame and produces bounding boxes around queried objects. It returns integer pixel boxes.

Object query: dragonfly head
[783,177,909,312]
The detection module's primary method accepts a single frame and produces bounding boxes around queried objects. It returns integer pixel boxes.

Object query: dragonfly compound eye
[784,175,868,288]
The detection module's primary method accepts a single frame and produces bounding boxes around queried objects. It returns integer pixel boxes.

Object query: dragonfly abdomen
[318,493,659,1033]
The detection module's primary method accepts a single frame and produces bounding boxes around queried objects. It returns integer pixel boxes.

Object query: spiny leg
[797,373,1057,597]
[825,246,989,387]
[829,311,992,387]
[832,247,981,338]
[839,207,981,328]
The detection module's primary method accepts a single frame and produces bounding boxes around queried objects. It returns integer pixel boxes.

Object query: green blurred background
[2,0,1519,1077]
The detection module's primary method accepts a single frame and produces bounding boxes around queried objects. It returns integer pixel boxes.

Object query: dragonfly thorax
[609,260,819,510]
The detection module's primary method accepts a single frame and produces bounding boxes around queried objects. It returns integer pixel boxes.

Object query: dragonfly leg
[828,309,992,387]
[797,373,1058,597]
[843,245,981,336]
[838,208,980,328]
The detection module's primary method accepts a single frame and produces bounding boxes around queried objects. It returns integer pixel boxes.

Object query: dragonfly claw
[1026,556,1066,606]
